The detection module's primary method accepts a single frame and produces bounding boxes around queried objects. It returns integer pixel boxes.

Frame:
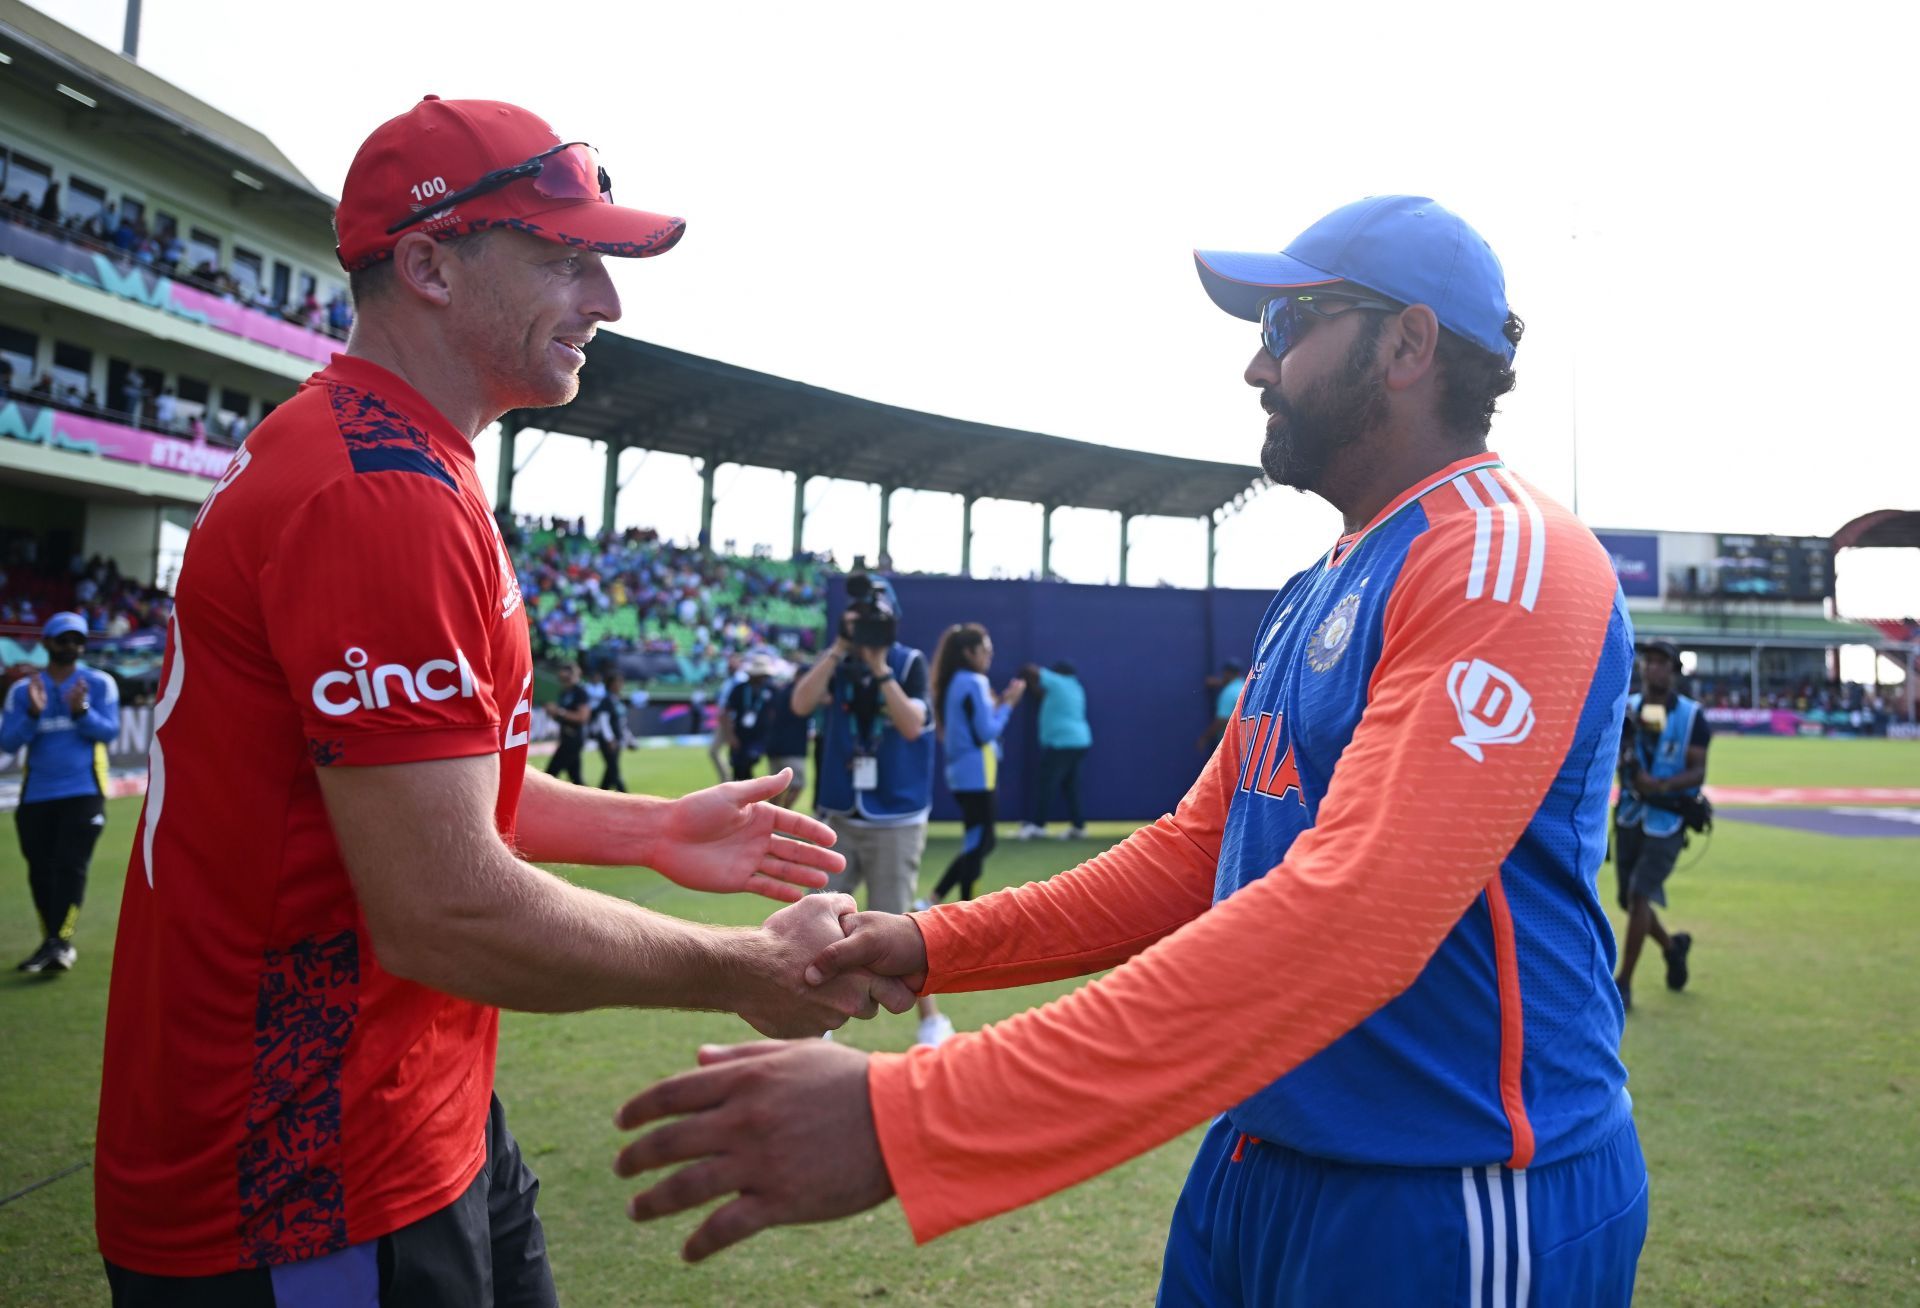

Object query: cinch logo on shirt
[311,646,477,718]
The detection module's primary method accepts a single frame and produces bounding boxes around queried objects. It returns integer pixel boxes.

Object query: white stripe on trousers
[1463,1165,1533,1306]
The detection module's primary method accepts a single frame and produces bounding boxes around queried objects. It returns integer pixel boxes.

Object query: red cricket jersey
[95,355,534,1274]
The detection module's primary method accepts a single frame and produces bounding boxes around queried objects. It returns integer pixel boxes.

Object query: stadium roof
[1629,609,1890,651]
[514,332,1269,521]
[1832,509,1920,552]
[0,0,333,210]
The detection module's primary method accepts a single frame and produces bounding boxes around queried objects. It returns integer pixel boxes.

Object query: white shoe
[1017,823,1045,840]
[50,942,77,971]
[912,897,932,912]
[821,1028,835,1042]
[1065,825,1087,840]
[917,1014,955,1047]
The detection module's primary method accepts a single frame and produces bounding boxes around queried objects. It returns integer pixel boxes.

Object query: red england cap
[334,96,685,272]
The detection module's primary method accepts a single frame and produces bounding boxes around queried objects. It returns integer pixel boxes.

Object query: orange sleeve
[869,476,1620,1243]
[906,718,1238,992]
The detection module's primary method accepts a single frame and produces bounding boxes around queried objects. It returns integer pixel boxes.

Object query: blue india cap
[1194,195,1516,362]
[43,611,88,640]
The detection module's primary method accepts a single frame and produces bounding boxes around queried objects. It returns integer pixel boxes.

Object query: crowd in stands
[505,516,827,691]
[0,355,259,447]
[0,540,172,642]
[0,187,353,338]
[1690,677,1905,732]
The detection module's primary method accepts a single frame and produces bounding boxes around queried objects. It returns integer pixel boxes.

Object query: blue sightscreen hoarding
[1595,531,1660,598]
[824,575,1274,821]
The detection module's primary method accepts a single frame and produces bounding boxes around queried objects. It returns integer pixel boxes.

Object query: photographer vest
[817,644,936,826]
[1618,691,1702,838]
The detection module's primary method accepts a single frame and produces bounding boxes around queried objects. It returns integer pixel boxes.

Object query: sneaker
[912,897,932,912]
[1017,823,1045,841]
[1664,933,1692,992]
[917,1014,955,1047]
[17,938,64,974]
[1065,825,1088,840]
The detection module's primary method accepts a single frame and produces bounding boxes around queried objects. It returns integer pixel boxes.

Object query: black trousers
[545,738,584,785]
[730,749,764,782]
[597,741,626,791]
[104,1093,556,1307]
[1031,746,1089,827]
[934,790,997,901]
[15,793,104,940]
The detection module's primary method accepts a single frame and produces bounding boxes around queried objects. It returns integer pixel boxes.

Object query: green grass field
[2,738,1916,1306]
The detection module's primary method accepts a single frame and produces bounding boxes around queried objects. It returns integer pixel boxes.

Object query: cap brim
[527,199,686,259]
[1194,249,1344,322]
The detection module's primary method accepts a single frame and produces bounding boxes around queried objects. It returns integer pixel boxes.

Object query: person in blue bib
[1613,639,1710,1010]
[788,573,955,1046]
[2,611,122,973]
[930,624,1026,902]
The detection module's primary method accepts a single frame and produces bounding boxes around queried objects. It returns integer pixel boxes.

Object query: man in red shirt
[95,97,908,1306]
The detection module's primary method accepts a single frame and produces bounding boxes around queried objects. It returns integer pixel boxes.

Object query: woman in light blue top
[1019,659,1093,839]
[930,623,1025,901]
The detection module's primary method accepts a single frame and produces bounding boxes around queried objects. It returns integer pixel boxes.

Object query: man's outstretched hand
[613,1040,892,1261]
[654,770,845,902]
[804,909,930,994]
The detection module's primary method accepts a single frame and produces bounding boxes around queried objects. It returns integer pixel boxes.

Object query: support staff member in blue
[789,585,954,1046]
[1613,639,1709,1010]
[930,624,1025,902]
[2,612,121,974]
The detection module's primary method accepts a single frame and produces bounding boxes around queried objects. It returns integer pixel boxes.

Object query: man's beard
[1259,321,1389,492]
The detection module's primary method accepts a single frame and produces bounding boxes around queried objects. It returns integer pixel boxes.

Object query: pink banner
[169,280,338,365]
[1,400,233,481]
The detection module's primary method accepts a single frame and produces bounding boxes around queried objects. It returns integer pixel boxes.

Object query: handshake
[737,894,931,1038]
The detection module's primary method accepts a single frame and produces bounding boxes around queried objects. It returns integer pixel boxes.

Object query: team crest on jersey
[1306,592,1362,673]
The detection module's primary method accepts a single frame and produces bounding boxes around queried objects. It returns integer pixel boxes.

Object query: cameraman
[1613,639,1710,1011]
[789,574,954,1046]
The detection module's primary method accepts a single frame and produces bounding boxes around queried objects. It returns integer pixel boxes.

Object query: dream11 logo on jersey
[1447,658,1535,761]
[311,646,477,718]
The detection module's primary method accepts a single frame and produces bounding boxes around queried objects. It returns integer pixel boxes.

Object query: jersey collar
[1326,450,1504,566]
[318,353,476,465]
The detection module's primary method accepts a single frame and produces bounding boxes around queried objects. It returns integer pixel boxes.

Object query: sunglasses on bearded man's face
[1258,291,1403,361]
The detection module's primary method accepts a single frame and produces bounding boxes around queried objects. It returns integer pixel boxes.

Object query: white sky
[35,0,1920,620]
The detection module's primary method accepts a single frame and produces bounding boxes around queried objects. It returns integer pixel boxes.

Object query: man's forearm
[880,678,925,738]
[790,653,841,716]
[387,846,752,1013]
[515,766,673,865]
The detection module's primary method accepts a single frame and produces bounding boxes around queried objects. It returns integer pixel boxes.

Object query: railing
[0,395,234,481]
[0,211,345,366]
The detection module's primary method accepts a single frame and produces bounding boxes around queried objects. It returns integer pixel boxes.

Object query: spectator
[1,613,121,974]
[120,370,147,428]
[1202,659,1245,749]
[720,652,778,782]
[543,659,592,784]
[37,183,61,226]
[789,582,955,1045]
[588,667,634,791]
[763,667,814,810]
[929,622,1024,903]
[1019,658,1093,840]
[153,387,176,432]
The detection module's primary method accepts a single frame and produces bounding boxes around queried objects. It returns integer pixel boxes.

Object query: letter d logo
[1447,658,1535,761]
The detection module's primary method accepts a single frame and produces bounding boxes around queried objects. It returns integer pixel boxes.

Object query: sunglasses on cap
[386,141,613,237]
[47,632,86,646]
[1259,291,1403,361]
